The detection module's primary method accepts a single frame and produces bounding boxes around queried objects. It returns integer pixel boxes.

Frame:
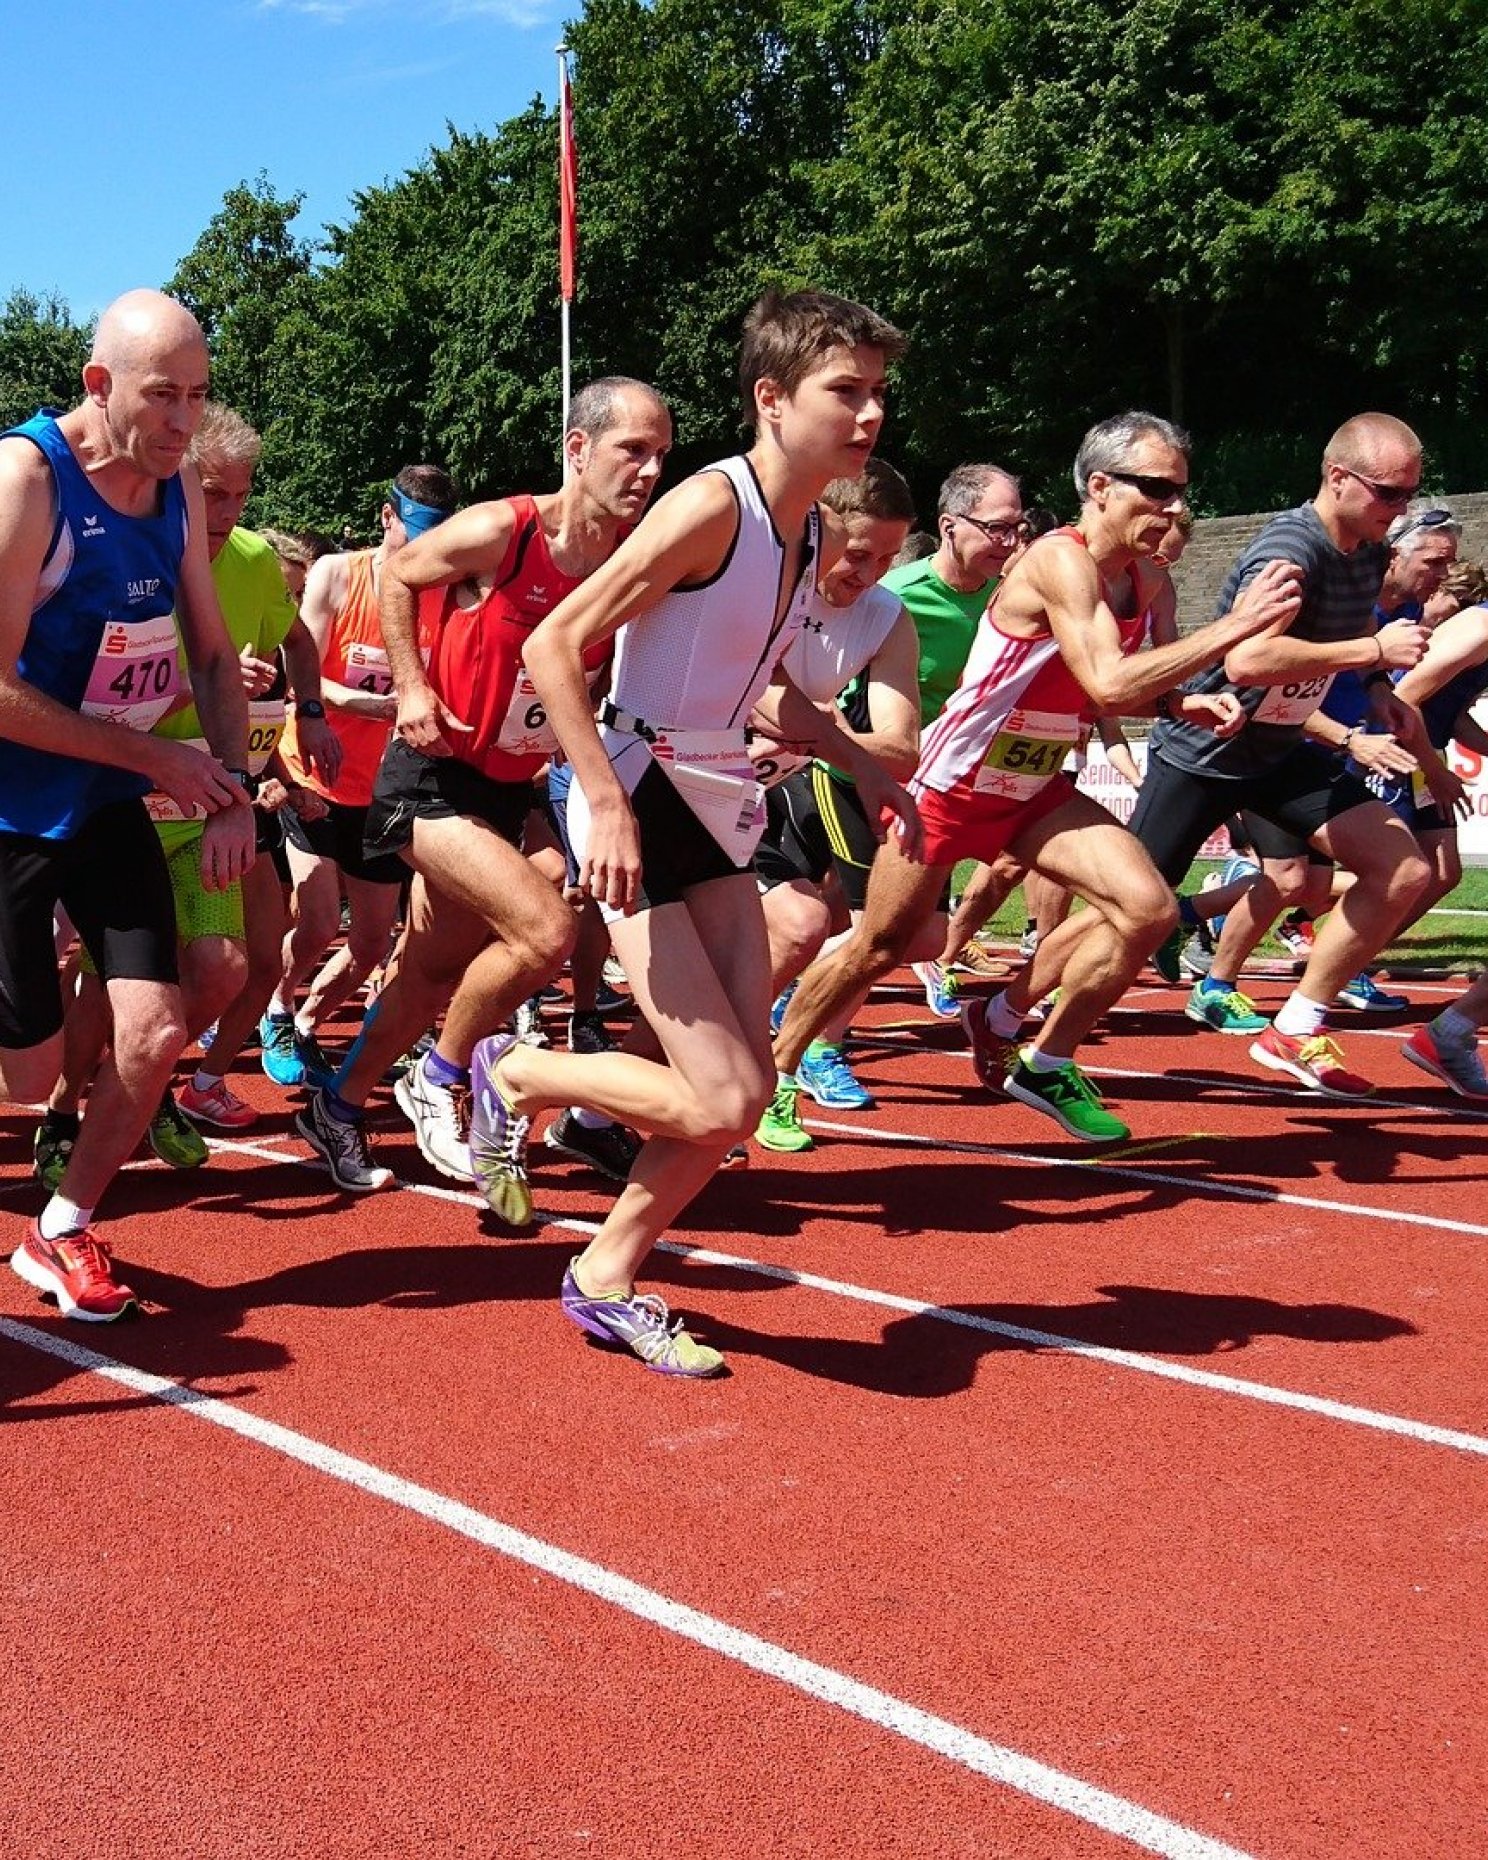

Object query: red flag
[559,63,578,304]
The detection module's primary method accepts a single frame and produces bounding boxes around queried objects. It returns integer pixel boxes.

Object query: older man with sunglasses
[1126,412,1434,1097]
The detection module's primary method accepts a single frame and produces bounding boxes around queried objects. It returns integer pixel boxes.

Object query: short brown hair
[1438,559,1488,610]
[820,457,917,525]
[739,288,906,427]
[392,463,458,512]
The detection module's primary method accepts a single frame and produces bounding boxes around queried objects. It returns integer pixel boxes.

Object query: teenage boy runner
[467,289,920,1376]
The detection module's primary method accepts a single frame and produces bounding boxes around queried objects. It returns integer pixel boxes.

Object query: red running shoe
[1248,1026,1373,1098]
[961,996,1018,1088]
[10,1222,138,1322]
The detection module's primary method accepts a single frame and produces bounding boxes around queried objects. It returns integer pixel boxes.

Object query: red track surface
[4,969,1485,1858]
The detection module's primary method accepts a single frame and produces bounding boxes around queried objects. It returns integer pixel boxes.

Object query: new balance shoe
[1185,982,1267,1034]
[1402,1023,1488,1099]
[912,959,960,1019]
[33,1112,79,1194]
[798,1043,874,1110]
[769,980,797,1036]
[1335,971,1409,1013]
[178,1077,258,1130]
[11,1222,138,1323]
[569,1010,616,1055]
[259,1012,304,1086]
[393,1054,473,1182]
[295,1088,393,1192]
[755,1081,813,1152]
[469,1033,533,1225]
[962,997,1017,1089]
[1248,1026,1372,1098]
[148,1093,209,1168]
[560,1258,724,1377]
[1004,1054,1129,1142]
[544,1109,640,1183]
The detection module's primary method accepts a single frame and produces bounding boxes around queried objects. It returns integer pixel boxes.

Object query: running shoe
[393,1054,473,1182]
[1004,1054,1129,1142]
[1335,972,1409,1013]
[798,1042,874,1110]
[512,997,550,1050]
[10,1221,138,1323]
[602,955,628,989]
[386,1025,437,1083]
[468,1033,533,1225]
[544,1109,641,1183]
[755,1081,813,1152]
[1018,923,1039,959]
[962,997,1018,1089]
[954,941,1010,980]
[1178,935,1213,981]
[719,1143,749,1170]
[1402,1023,1488,1100]
[1151,925,1185,984]
[769,980,797,1036]
[178,1077,258,1130]
[560,1258,724,1377]
[259,1012,304,1087]
[911,960,960,1019]
[1221,855,1262,887]
[294,1089,393,1192]
[1276,912,1316,958]
[1184,982,1267,1034]
[1248,1026,1372,1098]
[33,1112,78,1194]
[296,1030,339,1089]
[594,980,631,1015]
[569,1010,616,1055]
[148,1093,209,1169]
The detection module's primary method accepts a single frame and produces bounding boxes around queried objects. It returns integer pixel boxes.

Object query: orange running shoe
[1248,1026,1373,1098]
[10,1222,138,1322]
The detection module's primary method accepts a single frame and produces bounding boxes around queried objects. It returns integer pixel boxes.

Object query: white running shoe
[393,1052,474,1182]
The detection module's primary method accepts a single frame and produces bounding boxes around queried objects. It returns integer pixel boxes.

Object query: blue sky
[5,0,571,321]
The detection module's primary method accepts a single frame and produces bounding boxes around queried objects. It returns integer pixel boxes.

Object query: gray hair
[1073,411,1191,500]
[936,462,1020,520]
[188,401,261,471]
[567,375,666,442]
[1387,499,1461,556]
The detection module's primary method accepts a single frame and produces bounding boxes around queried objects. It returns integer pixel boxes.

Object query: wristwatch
[225,767,257,796]
[295,698,327,720]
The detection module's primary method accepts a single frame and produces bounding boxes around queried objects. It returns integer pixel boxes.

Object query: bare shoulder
[0,435,59,561]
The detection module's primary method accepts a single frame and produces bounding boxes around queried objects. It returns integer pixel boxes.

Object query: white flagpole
[557,43,573,476]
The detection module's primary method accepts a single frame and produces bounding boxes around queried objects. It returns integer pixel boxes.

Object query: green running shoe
[755,1081,813,1153]
[1184,981,1267,1034]
[1150,925,1185,984]
[1004,1054,1129,1142]
[33,1112,79,1193]
[148,1092,209,1169]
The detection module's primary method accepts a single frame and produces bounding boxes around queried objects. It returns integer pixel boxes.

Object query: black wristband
[225,767,256,796]
[294,698,327,720]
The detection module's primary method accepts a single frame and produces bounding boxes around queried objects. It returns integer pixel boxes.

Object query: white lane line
[0,1315,1257,1860]
[192,1131,1488,1457]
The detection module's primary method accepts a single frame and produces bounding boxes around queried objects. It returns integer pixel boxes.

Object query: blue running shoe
[798,1042,874,1109]
[911,960,960,1019]
[1335,971,1409,1013]
[259,1013,304,1087]
[769,980,798,1036]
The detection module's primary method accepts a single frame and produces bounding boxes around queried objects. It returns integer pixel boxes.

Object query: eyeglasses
[1389,507,1457,548]
[1333,465,1420,508]
[950,511,1023,546]
[1104,470,1189,505]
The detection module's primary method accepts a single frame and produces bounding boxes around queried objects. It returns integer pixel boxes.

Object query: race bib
[344,640,394,696]
[80,613,181,731]
[651,728,765,862]
[748,735,807,790]
[973,707,1080,799]
[494,664,602,760]
[145,698,285,823]
[1252,673,1333,727]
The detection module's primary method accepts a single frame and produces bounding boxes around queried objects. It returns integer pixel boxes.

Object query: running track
[3,965,1484,1858]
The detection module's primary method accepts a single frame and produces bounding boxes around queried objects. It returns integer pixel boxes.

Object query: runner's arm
[280,616,343,786]
[0,439,243,817]
[299,553,390,719]
[1393,607,1488,709]
[770,671,923,857]
[850,607,922,779]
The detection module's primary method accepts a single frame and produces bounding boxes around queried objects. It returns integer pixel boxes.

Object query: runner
[0,289,253,1320]
[467,288,919,1376]
[1127,413,1433,1094]
[262,465,457,1086]
[294,378,673,1193]
[773,410,1303,1144]
[1403,969,1488,1099]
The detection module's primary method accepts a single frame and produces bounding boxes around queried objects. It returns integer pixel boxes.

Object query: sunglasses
[1104,470,1189,505]
[1334,465,1420,509]
[950,511,1023,546]
[1390,507,1456,547]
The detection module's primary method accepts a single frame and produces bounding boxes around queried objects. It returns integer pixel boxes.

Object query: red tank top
[424,496,612,782]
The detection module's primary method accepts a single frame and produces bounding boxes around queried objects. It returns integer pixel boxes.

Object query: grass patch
[956,860,1488,974]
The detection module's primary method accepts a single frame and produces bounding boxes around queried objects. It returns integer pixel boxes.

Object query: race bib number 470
[80,613,181,731]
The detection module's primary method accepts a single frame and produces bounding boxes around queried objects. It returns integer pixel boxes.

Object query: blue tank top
[0,412,190,838]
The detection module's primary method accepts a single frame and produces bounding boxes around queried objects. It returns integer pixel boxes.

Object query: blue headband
[389,485,450,537]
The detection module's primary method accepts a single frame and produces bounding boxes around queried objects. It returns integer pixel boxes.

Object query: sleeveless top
[422,495,611,783]
[0,411,189,839]
[912,527,1153,801]
[279,550,418,807]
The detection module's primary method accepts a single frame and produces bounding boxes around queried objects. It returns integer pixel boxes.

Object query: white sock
[1274,992,1328,1039]
[570,1105,615,1131]
[1435,1007,1478,1046]
[777,1069,798,1089]
[40,1196,94,1240]
[986,992,1024,1038]
[266,994,292,1020]
[1022,1045,1066,1075]
[293,1014,315,1039]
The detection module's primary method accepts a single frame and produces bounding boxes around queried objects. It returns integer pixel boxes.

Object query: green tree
[0,290,92,429]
